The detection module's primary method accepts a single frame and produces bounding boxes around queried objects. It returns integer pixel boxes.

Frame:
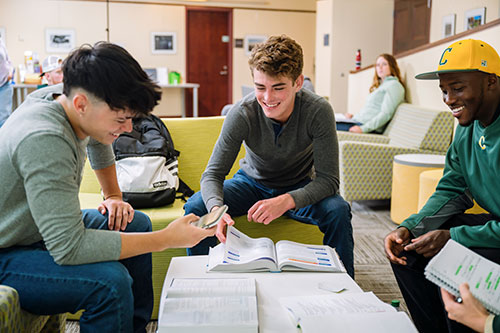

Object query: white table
[13,83,38,109]
[159,256,362,333]
[158,83,200,118]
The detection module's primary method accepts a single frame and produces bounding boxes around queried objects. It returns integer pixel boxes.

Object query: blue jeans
[0,80,13,128]
[0,209,153,333]
[336,121,362,131]
[184,169,354,277]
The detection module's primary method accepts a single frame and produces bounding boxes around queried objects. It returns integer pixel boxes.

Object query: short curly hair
[248,35,303,81]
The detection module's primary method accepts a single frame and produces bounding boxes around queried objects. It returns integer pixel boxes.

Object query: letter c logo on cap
[439,48,452,66]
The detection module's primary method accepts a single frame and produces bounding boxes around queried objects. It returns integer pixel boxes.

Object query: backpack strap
[176,178,195,202]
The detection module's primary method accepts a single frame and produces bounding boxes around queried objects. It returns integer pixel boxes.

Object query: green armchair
[337,103,454,202]
[0,285,66,332]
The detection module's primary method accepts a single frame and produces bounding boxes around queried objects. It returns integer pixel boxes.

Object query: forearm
[119,230,165,259]
[94,164,122,199]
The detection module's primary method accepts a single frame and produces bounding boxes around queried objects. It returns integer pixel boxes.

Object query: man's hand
[215,209,235,244]
[349,125,363,133]
[98,196,134,231]
[441,283,489,332]
[345,113,354,119]
[162,214,217,248]
[247,194,295,225]
[404,230,450,258]
[384,227,411,265]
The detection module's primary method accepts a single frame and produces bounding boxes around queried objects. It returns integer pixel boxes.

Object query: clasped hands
[215,193,295,243]
[384,227,451,265]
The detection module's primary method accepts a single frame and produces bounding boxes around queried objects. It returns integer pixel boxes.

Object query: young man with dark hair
[184,35,354,277]
[0,42,215,332]
[384,39,500,333]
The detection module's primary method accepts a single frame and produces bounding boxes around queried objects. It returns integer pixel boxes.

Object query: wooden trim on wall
[350,18,500,74]
[72,0,315,13]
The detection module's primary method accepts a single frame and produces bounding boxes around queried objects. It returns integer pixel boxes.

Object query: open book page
[280,291,395,323]
[334,112,358,123]
[207,226,277,272]
[425,239,500,315]
[167,277,256,298]
[298,312,418,333]
[160,278,258,333]
[275,240,345,272]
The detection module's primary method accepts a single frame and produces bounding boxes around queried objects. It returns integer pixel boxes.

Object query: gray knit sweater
[0,85,121,265]
[201,89,340,212]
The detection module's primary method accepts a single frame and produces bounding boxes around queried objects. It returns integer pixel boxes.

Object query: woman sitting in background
[337,53,405,133]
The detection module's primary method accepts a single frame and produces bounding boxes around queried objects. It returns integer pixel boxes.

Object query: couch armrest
[337,131,390,144]
[339,140,440,201]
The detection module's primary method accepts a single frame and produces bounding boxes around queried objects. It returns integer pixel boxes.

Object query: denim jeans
[0,209,153,333]
[336,121,362,131]
[184,169,354,277]
[0,80,13,128]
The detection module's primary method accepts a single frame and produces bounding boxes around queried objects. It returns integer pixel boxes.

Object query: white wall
[430,0,500,42]
[0,0,316,116]
[315,0,394,113]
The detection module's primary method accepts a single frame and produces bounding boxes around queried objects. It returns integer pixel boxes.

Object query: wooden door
[186,7,232,117]
[393,0,431,54]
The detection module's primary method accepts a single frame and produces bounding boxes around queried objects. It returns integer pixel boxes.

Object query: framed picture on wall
[45,28,76,53]
[151,32,177,55]
[442,14,456,39]
[464,7,486,31]
[244,35,267,56]
[0,27,6,45]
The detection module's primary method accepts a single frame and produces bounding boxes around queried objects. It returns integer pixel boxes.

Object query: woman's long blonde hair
[369,54,405,93]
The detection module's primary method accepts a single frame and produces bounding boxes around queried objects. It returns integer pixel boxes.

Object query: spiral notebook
[424,239,500,315]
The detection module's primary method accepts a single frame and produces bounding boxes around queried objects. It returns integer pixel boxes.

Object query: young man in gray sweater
[0,42,214,332]
[184,35,354,277]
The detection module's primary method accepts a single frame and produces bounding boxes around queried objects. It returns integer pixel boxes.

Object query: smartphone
[192,205,228,229]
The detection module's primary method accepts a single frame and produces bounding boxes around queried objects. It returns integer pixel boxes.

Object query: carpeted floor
[65,200,408,332]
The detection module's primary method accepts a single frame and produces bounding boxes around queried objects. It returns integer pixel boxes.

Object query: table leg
[180,89,186,118]
[193,87,198,118]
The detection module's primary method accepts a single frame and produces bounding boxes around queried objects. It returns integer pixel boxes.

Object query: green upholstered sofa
[337,103,454,202]
[0,285,66,332]
[77,116,324,320]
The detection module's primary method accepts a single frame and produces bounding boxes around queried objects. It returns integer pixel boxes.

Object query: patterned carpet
[65,200,408,332]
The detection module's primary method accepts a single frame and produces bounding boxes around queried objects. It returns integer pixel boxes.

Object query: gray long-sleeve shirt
[0,85,121,265]
[201,89,340,212]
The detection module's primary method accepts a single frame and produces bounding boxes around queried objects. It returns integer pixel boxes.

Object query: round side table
[418,168,488,214]
[390,154,446,224]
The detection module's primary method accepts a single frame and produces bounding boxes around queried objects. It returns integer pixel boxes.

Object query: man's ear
[294,74,304,91]
[72,93,89,116]
[487,73,498,90]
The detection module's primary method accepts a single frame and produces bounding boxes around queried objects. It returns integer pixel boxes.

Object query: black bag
[112,114,193,208]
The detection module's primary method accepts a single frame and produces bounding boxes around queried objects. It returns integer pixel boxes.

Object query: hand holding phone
[191,205,228,229]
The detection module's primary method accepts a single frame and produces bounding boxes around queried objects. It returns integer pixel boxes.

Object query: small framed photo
[0,27,5,45]
[45,28,75,53]
[151,32,177,55]
[442,14,456,39]
[244,35,267,56]
[464,7,486,31]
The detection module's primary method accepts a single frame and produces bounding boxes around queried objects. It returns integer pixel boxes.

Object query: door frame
[185,6,233,115]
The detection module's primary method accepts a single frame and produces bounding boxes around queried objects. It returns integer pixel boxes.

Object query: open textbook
[279,292,417,333]
[158,277,258,333]
[425,239,500,315]
[207,226,345,273]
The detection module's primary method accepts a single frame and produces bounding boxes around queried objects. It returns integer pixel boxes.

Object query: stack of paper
[280,292,417,333]
[159,278,258,333]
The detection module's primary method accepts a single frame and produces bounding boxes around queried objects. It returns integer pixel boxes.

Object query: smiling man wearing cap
[384,39,500,333]
[40,55,63,85]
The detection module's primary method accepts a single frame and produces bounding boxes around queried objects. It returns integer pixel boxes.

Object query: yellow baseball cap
[416,39,500,80]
